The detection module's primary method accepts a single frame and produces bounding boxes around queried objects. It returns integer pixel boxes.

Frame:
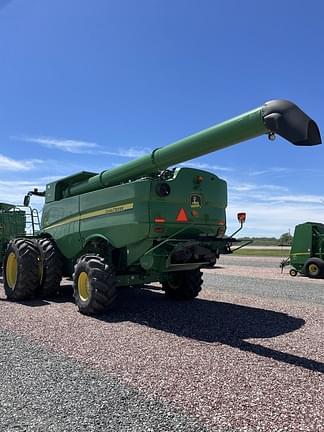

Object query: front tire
[303,258,324,279]
[73,255,117,315]
[38,238,63,298]
[3,238,40,300]
[162,269,203,300]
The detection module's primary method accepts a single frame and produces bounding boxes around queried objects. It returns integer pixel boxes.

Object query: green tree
[279,232,292,245]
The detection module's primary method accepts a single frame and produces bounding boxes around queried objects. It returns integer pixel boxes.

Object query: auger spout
[64,99,321,198]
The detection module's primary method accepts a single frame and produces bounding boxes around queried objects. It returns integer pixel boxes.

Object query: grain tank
[3,100,321,314]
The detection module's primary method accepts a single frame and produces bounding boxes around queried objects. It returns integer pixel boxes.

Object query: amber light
[154,217,166,223]
[196,175,204,184]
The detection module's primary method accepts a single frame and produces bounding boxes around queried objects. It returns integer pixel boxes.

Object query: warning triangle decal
[176,208,188,222]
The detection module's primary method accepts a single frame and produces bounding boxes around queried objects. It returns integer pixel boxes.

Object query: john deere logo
[191,194,202,208]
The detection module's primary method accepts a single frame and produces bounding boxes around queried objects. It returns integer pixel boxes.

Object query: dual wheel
[4,237,63,300]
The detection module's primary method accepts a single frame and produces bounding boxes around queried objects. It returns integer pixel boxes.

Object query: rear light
[154,217,166,223]
[154,226,164,233]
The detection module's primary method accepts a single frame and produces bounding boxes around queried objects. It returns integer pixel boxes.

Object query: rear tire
[73,255,117,315]
[162,269,203,300]
[3,238,40,300]
[303,258,324,279]
[38,238,63,298]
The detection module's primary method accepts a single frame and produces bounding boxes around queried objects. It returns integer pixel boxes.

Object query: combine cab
[2,99,321,313]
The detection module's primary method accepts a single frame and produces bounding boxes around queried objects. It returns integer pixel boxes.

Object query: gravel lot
[0,256,323,432]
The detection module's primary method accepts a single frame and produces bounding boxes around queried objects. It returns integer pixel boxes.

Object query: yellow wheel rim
[78,271,90,301]
[309,264,318,274]
[6,252,18,289]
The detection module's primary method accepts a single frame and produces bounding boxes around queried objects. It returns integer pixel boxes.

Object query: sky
[0,0,323,237]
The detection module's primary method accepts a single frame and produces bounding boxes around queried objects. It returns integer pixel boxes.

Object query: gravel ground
[218,255,289,269]
[0,256,323,432]
[0,330,210,432]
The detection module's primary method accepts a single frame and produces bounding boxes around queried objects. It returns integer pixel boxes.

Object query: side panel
[41,181,152,264]
[0,207,26,264]
[41,196,81,258]
[290,223,313,268]
[79,181,151,255]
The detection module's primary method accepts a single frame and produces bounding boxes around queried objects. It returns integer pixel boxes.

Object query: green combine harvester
[282,222,324,278]
[2,99,321,314]
[0,203,26,268]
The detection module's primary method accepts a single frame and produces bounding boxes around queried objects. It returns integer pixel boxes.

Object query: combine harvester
[2,100,321,314]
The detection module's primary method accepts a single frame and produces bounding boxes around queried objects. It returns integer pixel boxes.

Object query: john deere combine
[3,100,321,314]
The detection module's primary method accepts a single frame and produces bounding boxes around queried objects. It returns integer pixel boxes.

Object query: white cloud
[0,154,43,171]
[16,136,99,154]
[0,179,46,207]
[230,183,289,193]
[227,201,324,237]
[102,148,150,158]
[179,161,233,172]
[248,167,291,176]
[227,179,324,237]
[13,135,151,159]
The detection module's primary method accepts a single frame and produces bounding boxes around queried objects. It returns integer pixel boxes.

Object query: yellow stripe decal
[44,202,134,230]
[291,253,311,256]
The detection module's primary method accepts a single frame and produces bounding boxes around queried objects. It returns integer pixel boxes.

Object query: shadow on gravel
[94,285,323,374]
[1,280,323,373]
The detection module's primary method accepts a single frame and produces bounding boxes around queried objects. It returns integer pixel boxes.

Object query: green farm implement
[2,99,321,313]
[281,222,324,278]
[0,203,40,269]
[0,203,26,267]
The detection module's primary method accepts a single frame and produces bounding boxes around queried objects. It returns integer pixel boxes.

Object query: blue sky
[0,0,323,236]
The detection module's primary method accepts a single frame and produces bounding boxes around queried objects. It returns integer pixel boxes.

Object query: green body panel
[290,222,324,272]
[0,203,26,265]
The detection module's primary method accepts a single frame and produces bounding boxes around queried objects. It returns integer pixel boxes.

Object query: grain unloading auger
[3,100,321,314]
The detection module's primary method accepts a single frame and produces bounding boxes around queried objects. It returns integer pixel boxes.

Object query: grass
[233,248,290,257]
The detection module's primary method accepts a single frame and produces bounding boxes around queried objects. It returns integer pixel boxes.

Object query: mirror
[23,194,30,207]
